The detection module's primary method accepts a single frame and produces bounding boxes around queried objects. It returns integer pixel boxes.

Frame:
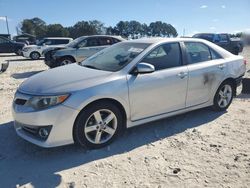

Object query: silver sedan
[12,38,246,148]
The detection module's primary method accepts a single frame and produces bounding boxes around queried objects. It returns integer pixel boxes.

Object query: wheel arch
[30,51,41,56]
[60,55,76,62]
[214,77,237,98]
[72,98,128,142]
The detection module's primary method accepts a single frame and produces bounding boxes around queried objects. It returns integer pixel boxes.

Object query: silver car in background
[44,35,125,68]
[12,38,246,149]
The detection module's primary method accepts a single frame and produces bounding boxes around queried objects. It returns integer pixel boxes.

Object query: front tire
[213,81,234,111]
[73,102,124,149]
[60,57,75,66]
[30,51,40,60]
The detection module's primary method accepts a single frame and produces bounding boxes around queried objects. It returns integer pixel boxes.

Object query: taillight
[244,60,247,65]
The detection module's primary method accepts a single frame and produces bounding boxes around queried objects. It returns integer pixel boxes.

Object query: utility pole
[183,28,185,37]
[5,16,10,35]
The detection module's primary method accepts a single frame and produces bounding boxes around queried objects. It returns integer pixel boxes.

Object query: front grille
[15,99,27,105]
[16,122,53,141]
[44,50,54,62]
[22,126,38,135]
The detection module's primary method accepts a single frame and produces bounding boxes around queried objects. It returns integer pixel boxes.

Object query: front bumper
[12,91,79,147]
[44,52,60,68]
[22,51,30,58]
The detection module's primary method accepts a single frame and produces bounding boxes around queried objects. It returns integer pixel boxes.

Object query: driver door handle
[218,64,225,70]
[177,72,188,79]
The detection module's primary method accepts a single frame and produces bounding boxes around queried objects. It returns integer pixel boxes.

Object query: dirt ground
[0,47,250,188]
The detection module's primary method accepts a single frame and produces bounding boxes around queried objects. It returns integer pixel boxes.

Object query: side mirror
[133,62,155,74]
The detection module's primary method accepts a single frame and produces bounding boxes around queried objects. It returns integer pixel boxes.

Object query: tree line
[19,17,178,39]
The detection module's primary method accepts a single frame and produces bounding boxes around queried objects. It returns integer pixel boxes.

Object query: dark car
[0,36,26,55]
[43,35,125,68]
[193,33,243,55]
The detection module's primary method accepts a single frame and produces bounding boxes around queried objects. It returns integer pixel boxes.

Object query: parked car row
[12,37,246,149]
[43,35,125,68]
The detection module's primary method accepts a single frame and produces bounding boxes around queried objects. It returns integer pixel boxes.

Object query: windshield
[80,42,150,72]
[66,36,86,48]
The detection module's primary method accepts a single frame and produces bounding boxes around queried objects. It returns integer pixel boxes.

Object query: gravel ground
[0,47,250,188]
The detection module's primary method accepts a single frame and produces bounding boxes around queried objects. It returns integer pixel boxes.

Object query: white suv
[22,37,73,60]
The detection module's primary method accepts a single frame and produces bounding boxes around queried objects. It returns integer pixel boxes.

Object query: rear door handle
[177,72,188,79]
[218,64,225,69]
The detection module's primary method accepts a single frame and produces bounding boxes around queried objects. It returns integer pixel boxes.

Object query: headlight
[26,94,70,110]
[22,48,30,52]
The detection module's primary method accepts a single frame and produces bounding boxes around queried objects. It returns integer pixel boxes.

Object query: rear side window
[184,42,211,64]
[210,48,222,60]
[98,37,112,46]
[142,43,182,71]
[53,39,70,45]
[112,38,121,44]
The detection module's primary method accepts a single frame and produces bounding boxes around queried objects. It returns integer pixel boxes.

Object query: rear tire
[30,51,40,60]
[213,81,234,111]
[73,102,124,149]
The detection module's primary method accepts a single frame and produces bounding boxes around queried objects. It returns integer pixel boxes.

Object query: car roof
[125,37,214,44]
[43,37,73,40]
[78,35,125,40]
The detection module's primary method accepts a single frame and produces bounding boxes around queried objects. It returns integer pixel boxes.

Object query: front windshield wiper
[82,64,100,70]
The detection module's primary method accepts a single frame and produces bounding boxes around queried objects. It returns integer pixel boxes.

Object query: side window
[77,39,87,48]
[219,34,228,42]
[214,34,220,43]
[0,38,8,43]
[184,42,211,64]
[112,38,121,44]
[86,38,99,47]
[99,37,112,46]
[142,43,182,71]
[54,39,70,44]
[210,48,222,60]
[44,39,52,45]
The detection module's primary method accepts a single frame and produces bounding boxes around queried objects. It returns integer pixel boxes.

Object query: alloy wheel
[84,109,118,144]
[217,84,233,108]
[61,59,72,65]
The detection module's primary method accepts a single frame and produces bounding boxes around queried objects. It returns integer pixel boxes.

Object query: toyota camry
[12,38,246,148]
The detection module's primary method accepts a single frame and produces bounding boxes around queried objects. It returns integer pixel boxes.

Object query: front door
[128,42,188,121]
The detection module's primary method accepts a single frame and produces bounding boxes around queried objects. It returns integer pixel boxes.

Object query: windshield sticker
[128,47,144,53]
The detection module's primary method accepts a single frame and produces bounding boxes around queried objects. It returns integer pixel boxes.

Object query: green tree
[20,17,47,37]
[46,24,69,37]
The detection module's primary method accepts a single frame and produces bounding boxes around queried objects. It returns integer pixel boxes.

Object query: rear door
[184,42,225,107]
[128,42,188,121]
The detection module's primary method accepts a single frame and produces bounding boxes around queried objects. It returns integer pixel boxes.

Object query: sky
[0,0,250,37]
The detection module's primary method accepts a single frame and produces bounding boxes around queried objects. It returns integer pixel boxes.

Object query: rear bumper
[235,75,244,86]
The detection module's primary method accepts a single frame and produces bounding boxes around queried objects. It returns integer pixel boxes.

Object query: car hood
[18,64,114,94]
[25,45,37,48]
